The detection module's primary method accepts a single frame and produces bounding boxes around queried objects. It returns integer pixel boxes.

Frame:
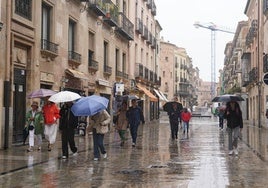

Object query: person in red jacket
[42,97,60,151]
[181,108,192,134]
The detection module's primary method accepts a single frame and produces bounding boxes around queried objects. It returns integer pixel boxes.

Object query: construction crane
[193,21,235,100]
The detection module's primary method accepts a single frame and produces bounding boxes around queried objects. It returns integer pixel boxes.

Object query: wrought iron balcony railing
[87,0,107,16]
[68,51,81,64]
[135,18,143,34]
[103,0,119,27]
[88,59,99,71]
[41,39,59,59]
[115,12,134,40]
[104,65,112,75]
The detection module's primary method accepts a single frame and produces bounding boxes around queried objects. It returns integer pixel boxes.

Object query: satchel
[28,125,34,130]
[96,124,109,134]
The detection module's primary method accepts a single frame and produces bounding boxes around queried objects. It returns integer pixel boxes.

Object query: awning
[65,69,89,80]
[158,90,169,102]
[153,89,165,101]
[136,84,158,102]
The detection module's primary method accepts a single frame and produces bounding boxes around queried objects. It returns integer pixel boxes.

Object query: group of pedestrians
[25,98,79,159]
[166,97,192,140]
[25,93,244,160]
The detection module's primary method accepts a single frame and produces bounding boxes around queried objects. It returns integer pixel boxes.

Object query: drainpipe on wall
[4,0,11,149]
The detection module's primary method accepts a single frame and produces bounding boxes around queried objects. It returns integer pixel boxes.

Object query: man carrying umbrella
[163,96,183,140]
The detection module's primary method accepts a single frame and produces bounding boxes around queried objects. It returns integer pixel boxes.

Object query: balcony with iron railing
[156,76,161,86]
[88,59,99,72]
[147,0,152,9]
[116,70,124,78]
[144,67,149,81]
[123,72,128,79]
[248,67,258,83]
[68,51,81,65]
[135,63,144,82]
[147,32,152,44]
[151,36,156,49]
[103,0,119,27]
[41,39,59,59]
[115,12,134,40]
[87,0,107,16]
[149,70,154,82]
[142,25,149,40]
[135,17,143,34]
[103,65,112,75]
[151,0,156,16]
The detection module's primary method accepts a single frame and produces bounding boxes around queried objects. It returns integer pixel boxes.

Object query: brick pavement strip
[0,115,267,187]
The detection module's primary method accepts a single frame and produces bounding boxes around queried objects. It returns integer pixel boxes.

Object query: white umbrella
[48,91,81,103]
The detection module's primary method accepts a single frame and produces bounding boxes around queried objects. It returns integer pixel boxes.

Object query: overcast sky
[155,0,248,81]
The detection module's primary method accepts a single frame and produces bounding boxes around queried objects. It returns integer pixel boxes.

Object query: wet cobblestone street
[0,113,268,188]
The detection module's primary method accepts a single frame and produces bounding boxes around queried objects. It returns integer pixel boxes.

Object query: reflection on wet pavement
[0,114,268,187]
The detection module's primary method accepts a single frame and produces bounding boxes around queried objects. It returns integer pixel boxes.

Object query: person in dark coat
[224,101,243,155]
[168,102,182,139]
[59,102,78,159]
[126,99,145,147]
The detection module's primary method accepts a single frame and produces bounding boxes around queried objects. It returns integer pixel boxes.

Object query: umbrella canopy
[48,91,81,103]
[163,101,183,112]
[212,94,244,102]
[71,95,109,116]
[27,89,57,99]
[122,95,139,101]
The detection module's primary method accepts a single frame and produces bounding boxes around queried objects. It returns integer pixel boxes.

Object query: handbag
[28,125,34,130]
[96,124,109,134]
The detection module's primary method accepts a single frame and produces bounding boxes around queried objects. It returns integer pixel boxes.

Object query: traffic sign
[263,73,268,85]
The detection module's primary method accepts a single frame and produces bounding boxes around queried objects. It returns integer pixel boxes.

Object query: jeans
[129,122,139,144]
[183,121,189,133]
[227,127,240,150]
[93,128,106,158]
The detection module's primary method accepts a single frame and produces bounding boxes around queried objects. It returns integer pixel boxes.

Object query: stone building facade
[0,0,162,148]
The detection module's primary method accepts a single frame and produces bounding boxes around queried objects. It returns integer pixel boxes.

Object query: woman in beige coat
[90,110,111,161]
[115,102,128,147]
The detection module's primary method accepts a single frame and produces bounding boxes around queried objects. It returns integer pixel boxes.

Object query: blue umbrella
[71,95,109,116]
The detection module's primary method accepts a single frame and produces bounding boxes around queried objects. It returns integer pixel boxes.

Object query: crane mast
[194,21,234,100]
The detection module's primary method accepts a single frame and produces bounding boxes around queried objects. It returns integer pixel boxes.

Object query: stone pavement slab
[0,115,267,187]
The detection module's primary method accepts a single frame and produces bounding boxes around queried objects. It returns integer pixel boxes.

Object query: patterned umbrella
[27,89,57,99]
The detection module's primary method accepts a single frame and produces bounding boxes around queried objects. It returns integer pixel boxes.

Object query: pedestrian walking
[126,99,145,147]
[167,102,181,140]
[224,101,243,155]
[25,101,44,152]
[115,102,128,147]
[90,110,111,161]
[59,102,78,159]
[42,97,60,151]
[181,108,192,134]
[217,106,225,130]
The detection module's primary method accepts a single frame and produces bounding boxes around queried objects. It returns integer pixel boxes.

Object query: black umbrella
[163,102,183,112]
[212,94,244,102]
